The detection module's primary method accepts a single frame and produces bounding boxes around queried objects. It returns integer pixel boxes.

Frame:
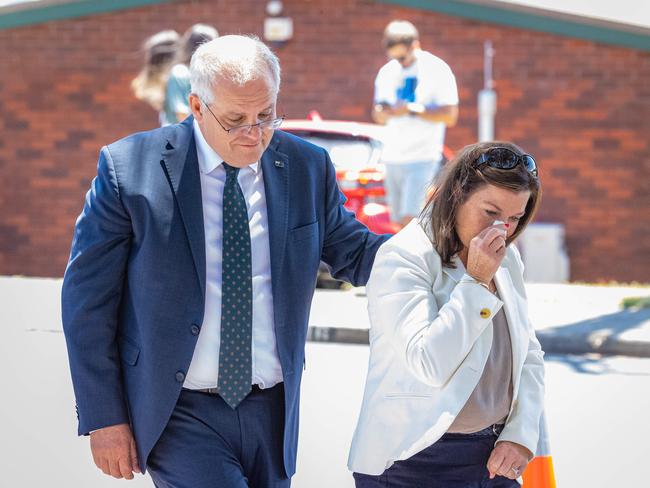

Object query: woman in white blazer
[349,141,545,487]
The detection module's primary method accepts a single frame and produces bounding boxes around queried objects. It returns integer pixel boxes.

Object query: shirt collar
[193,119,260,174]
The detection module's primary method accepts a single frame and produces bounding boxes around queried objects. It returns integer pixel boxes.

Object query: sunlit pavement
[2,276,650,487]
[311,283,650,356]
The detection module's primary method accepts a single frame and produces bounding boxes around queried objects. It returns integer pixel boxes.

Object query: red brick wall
[0,0,648,281]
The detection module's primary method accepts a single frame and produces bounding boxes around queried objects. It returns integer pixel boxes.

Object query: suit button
[480,308,492,319]
[175,371,185,382]
[190,324,200,335]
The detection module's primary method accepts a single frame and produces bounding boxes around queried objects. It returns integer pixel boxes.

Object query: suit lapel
[494,266,526,399]
[261,133,290,326]
[160,117,206,297]
[441,255,467,283]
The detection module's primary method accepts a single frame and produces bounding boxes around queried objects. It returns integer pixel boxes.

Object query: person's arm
[319,149,391,286]
[410,60,459,126]
[495,325,544,453]
[371,103,390,125]
[166,66,191,123]
[367,225,508,387]
[405,103,458,126]
[485,317,544,480]
[486,323,544,480]
[371,102,409,125]
[368,246,502,387]
[371,66,404,125]
[62,146,132,434]
[495,247,545,455]
[486,246,545,480]
[62,147,140,479]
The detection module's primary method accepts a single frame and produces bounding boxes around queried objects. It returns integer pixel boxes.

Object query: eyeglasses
[201,100,285,136]
[473,147,538,177]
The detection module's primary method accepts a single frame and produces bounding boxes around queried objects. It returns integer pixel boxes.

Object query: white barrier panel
[518,223,570,283]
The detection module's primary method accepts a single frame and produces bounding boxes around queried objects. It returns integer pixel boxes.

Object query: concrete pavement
[309,283,650,357]
[2,276,650,487]
[2,275,650,357]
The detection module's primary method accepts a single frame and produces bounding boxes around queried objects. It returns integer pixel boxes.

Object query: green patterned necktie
[217,162,253,409]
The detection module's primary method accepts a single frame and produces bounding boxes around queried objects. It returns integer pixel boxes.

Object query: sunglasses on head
[473,147,538,177]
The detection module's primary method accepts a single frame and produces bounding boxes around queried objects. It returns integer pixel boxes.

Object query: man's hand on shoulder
[90,423,141,479]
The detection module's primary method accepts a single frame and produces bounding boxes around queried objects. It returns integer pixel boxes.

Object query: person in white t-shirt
[373,20,459,227]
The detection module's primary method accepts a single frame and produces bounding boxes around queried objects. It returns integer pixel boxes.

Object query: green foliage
[621,296,650,309]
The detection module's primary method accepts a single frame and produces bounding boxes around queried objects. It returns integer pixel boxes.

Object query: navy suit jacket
[61,117,389,476]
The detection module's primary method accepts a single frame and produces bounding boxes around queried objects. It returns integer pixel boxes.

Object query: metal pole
[478,40,497,142]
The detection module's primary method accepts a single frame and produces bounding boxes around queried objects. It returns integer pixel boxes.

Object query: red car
[282,113,454,235]
[282,113,454,287]
[281,115,401,235]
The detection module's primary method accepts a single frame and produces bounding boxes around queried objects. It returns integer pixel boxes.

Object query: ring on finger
[510,466,521,477]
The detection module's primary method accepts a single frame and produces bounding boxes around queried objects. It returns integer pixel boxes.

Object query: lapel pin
[274,160,284,168]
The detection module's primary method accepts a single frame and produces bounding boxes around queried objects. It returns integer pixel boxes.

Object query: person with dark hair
[349,141,545,488]
[373,20,459,228]
[164,23,219,124]
[131,30,179,126]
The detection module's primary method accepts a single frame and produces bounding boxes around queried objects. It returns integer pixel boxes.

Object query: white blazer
[348,220,545,475]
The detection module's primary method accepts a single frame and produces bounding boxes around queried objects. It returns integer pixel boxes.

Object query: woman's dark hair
[175,24,219,66]
[131,30,179,111]
[420,140,542,267]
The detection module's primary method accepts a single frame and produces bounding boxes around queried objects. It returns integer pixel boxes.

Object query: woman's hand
[487,440,532,480]
[466,223,507,284]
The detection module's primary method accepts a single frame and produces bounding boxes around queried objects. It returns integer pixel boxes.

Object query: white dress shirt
[184,119,283,390]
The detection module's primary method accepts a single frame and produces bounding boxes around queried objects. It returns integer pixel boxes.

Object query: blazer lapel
[261,133,290,326]
[494,266,526,400]
[160,118,206,297]
[441,255,467,283]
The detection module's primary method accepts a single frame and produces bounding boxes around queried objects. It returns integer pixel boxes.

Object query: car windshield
[285,131,380,171]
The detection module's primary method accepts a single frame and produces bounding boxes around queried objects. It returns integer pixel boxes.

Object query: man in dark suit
[62,35,389,487]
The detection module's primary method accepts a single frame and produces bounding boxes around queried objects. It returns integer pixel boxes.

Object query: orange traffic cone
[522,412,557,488]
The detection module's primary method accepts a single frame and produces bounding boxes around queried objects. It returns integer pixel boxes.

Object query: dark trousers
[353,429,521,488]
[148,384,290,488]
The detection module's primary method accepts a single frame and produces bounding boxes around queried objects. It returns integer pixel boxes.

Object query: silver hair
[190,35,281,105]
[383,20,419,48]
